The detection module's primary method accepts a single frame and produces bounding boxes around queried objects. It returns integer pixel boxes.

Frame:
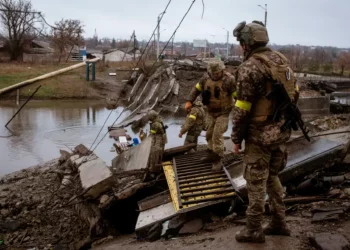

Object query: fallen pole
[5,85,42,128]
[0,58,100,96]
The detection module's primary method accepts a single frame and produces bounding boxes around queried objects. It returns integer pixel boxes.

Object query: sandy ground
[94,214,350,250]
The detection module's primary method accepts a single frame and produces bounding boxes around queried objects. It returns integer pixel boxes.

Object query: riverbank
[0,62,133,100]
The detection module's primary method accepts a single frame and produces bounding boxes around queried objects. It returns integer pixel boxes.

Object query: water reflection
[0,100,231,176]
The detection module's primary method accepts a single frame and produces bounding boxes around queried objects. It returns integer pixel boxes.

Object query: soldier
[186,61,236,171]
[232,21,298,243]
[147,110,167,173]
[179,100,206,151]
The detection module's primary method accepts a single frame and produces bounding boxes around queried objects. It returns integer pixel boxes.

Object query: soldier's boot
[212,157,223,171]
[235,227,265,243]
[199,149,216,162]
[263,221,290,236]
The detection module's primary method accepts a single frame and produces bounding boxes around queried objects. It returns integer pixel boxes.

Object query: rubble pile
[0,157,87,249]
[308,115,350,132]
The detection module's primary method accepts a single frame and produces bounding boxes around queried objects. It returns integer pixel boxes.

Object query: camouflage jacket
[180,106,205,135]
[150,116,165,135]
[187,72,236,114]
[231,47,292,145]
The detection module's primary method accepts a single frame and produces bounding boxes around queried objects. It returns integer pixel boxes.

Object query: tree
[0,0,41,60]
[336,52,350,75]
[50,19,84,63]
[111,38,116,48]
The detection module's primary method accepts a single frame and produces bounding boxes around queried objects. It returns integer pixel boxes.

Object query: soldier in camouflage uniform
[186,61,236,171]
[147,110,167,173]
[179,100,206,151]
[232,21,298,243]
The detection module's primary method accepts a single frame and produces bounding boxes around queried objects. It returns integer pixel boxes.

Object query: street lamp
[223,28,229,58]
[258,4,267,26]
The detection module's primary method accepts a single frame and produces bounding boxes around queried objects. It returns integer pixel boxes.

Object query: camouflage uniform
[148,110,167,173]
[232,47,296,238]
[188,64,236,158]
[180,101,206,151]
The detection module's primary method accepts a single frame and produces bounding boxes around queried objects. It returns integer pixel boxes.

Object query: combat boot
[263,222,291,236]
[235,227,265,243]
[211,158,223,171]
[200,150,218,162]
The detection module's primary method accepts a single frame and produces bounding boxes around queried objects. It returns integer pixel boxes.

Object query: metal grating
[163,151,242,212]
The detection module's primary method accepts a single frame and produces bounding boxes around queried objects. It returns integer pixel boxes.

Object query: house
[23,40,54,63]
[103,48,141,62]
[0,40,10,61]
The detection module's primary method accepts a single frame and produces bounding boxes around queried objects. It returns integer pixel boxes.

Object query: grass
[0,62,99,99]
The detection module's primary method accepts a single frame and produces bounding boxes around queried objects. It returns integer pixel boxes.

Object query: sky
[30,0,350,48]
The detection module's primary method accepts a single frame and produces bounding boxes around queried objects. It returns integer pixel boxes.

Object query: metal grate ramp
[163,151,241,213]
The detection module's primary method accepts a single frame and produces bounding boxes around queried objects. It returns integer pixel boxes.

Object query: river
[0,100,212,176]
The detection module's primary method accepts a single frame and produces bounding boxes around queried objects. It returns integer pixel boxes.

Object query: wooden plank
[137,191,171,211]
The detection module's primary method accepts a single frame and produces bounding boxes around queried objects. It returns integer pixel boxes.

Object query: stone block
[309,233,350,250]
[79,156,114,199]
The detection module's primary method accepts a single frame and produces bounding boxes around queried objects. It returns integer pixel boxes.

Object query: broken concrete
[112,136,153,171]
[79,154,114,198]
[309,233,350,250]
[179,219,204,234]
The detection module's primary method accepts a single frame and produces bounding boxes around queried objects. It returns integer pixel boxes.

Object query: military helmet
[207,61,225,74]
[194,100,203,106]
[233,21,269,47]
[148,110,158,121]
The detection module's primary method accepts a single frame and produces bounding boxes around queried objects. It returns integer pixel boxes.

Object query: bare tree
[50,19,84,63]
[0,0,41,60]
[336,52,350,75]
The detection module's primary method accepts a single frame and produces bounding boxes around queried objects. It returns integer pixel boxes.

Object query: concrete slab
[79,155,114,198]
[112,136,153,171]
[135,202,177,231]
[309,233,350,250]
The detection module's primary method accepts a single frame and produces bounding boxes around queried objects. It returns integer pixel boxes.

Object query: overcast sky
[31,0,349,48]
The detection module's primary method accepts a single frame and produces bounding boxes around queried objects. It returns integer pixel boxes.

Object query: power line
[82,0,172,159]
[147,0,197,75]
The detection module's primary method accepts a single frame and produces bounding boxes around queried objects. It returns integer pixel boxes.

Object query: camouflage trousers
[184,128,202,151]
[148,135,165,173]
[206,113,229,157]
[243,140,288,230]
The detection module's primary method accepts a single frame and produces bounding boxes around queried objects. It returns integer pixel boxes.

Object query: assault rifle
[267,81,310,142]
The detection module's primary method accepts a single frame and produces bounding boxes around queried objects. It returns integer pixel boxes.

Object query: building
[23,40,54,63]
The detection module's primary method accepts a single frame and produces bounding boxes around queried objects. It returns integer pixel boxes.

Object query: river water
[0,100,212,176]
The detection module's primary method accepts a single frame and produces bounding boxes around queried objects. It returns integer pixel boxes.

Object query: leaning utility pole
[223,28,229,58]
[133,31,136,61]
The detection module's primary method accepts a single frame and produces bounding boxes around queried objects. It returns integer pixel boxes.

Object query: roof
[32,40,51,49]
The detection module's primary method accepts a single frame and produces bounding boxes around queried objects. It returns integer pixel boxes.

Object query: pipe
[323,175,345,185]
[0,58,100,96]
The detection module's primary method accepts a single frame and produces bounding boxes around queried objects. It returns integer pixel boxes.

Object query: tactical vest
[204,77,233,112]
[249,51,296,122]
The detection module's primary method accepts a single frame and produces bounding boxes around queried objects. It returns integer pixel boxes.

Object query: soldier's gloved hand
[178,133,183,138]
[185,101,192,112]
[233,144,242,154]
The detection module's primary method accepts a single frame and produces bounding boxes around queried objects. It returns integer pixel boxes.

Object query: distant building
[23,40,54,63]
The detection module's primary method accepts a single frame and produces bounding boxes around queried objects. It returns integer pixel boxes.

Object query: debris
[312,210,343,223]
[168,214,187,235]
[138,191,171,212]
[146,223,163,242]
[112,136,153,171]
[135,202,177,232]
[74,144,91,156]
[179,219,204,234]
[223,213,237,222]
[309,233,350,250]
[283,196,333,205]
[59,150,71,165]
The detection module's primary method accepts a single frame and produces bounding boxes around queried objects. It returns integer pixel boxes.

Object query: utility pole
[171,34,175,61]
[258,4,267,26]
[223,28,229,58]
[157,15,160,59]
[133,30,136,61]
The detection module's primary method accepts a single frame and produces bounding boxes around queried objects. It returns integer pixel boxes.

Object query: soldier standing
[186,61,236,171]
[147,110,167,173]
[232,21,298,243]
[179,100,206,151]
